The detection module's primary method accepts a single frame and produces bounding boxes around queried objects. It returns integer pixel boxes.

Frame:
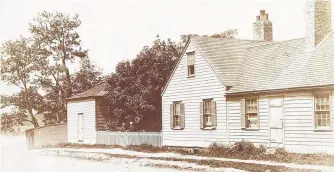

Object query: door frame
[268,96,285,148]
[78,113,84,142]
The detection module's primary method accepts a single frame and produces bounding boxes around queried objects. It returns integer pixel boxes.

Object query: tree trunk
[29,109,40,128]
[61,57,72,98]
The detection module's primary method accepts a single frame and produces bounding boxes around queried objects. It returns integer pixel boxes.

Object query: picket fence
[96,131,162,147]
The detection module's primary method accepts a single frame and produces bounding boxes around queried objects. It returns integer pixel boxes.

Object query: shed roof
[66,83,108,101]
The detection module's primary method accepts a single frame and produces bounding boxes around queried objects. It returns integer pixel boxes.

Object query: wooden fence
[96,131,162,146]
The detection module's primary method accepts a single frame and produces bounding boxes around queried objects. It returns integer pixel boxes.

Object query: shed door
[269,97,284,148]
[78,113,84,142]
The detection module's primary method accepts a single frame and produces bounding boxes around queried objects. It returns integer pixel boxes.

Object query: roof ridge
[246,37,306,50]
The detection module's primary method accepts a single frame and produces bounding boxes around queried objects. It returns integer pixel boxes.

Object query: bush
[206,140,267,159]
[126,144,169,153]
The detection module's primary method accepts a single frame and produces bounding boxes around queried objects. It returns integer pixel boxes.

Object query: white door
[269,97,284,147]
[78,113,84,142]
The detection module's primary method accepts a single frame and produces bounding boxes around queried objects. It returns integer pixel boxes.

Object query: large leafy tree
[71,57,104,95]
[105,39,181,131]
[0,37,44,128]
[29,11,88,123]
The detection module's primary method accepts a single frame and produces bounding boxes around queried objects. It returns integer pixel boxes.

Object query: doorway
[78,113,84,142]
[269,97,284,148]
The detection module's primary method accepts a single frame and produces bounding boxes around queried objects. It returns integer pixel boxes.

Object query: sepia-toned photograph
[0,0,334,171]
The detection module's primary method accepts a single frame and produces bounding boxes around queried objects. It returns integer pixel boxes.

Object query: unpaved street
[0,136,183,172]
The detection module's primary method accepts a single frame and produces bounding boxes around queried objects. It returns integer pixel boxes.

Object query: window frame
[186,52,195,77]
[313,91,332,130]
[245,97,259,129]
[173,102,182,129]
[203,100,212,128]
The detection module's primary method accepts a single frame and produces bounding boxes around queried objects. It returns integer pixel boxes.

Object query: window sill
[202,127,215,130]
[241,128,260,131]
[314,128,332,132]
[187,75,195,78]
[172,127,183,130]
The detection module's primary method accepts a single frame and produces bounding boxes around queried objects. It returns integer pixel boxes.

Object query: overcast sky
[1,0,334,109]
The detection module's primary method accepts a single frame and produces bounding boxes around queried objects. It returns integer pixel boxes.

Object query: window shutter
[240,99,246,129]
[200,102,204,129]
[180,103,185,129]
[211,101,217,129]
[256,97,260,128]
[170,104,174,129]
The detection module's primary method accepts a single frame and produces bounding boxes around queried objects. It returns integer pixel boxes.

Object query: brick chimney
[253,10,273,41]
[305,0,332,50]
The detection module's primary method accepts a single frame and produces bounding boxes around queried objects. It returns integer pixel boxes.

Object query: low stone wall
[26,124,67,148]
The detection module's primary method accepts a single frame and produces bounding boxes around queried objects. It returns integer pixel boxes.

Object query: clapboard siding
[227,96,269,145]
[162,40,227,147]
[67,99,96,144]
[95,98,108,130]
[225,89,334,154]
[283,90,334,154]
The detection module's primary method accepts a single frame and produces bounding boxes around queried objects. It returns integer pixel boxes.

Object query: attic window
[187,52,195,76]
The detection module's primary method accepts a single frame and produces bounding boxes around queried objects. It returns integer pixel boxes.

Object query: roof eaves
[226,84,334,96]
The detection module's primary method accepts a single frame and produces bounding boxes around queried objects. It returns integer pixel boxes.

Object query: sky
[0,0,334,112]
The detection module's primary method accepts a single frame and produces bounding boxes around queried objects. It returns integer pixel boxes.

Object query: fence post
[125,131,128,146]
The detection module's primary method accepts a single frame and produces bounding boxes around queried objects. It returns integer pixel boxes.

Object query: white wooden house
[162,0,334,154]
[66,83,108,144]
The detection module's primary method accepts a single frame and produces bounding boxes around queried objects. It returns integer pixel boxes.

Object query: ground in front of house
[0,136,185,172]
[2,136,334,172]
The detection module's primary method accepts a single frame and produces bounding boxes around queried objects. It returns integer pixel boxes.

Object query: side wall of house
[162,41,227,147]
[283,90,334,154]
[67,99,96,144]
[95,97,108,130]
[227,89,334,154]
[227,96,269,145]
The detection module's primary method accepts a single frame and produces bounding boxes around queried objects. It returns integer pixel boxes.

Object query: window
[174,103,181,127]
[241,98,259,129]
[314,93,331,129]
[187,52,195,76]
[200,100,216,129]
[170,102,185,129]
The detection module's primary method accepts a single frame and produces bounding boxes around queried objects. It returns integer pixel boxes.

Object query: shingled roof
[66,83,108,100]
[228,32,334,94]
[189,32,334,94]
[192,38,270,86]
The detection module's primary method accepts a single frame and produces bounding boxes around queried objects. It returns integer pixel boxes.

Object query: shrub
[207,141,267,159]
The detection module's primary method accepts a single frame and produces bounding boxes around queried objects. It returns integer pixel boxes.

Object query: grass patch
[199,141,334,166]
[40,141,334,166]
[149,157,319,172]
[39,143,122,149]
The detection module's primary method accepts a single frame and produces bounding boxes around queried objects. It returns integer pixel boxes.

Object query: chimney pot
[260,10,266,20]
[256,16,260,21]
[264,14,269,21]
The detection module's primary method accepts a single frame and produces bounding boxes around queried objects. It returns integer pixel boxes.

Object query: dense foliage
[1,12,102,131]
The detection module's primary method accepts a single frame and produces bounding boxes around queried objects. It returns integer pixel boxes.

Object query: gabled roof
[66,83,108,101]
[228,32,334,94]
[163,31,334,95]
[192,37,270,86]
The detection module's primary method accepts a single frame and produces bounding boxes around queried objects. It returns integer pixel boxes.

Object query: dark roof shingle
[67,83,108,100]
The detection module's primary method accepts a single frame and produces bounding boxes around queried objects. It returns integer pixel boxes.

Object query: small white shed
[66,83,108,144]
